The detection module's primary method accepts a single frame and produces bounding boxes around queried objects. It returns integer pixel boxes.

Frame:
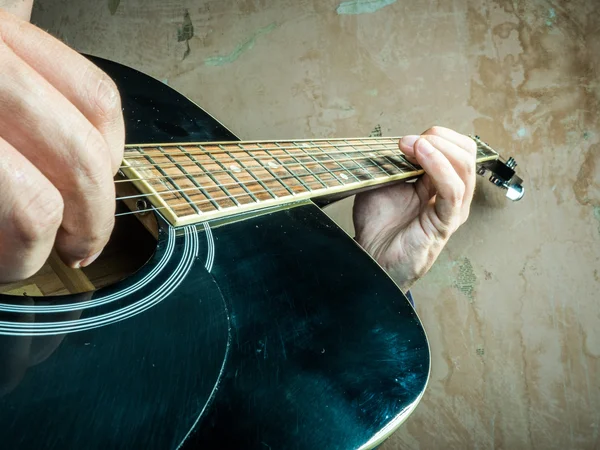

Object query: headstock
[470,135,525,201]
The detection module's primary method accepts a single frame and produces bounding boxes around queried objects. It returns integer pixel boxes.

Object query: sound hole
[0,202,157,297]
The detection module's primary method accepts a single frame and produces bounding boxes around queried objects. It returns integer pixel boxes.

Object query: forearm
[0,0,34,21]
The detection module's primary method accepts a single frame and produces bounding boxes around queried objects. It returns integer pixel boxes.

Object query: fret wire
[116,160,423,218]
[357,140,395,176]
[318,140,362,183]
[116,171,362,217]
[239,143,296,196]
[271,143,327,189]
[120,142,403,171]
[124,139,400,161]
[223,147,278,200]
[116,158,414,203]
[121,144,403,172]
[181,145,239,207]
[294,141,345,186]
[342,140,377,179]
[157,146,220,211]
[117,153,408,188]
[257,143,313,192]
[204,145,259,204]
[390,154,418,172]
[136,147,201,214]
[358,139,416,174]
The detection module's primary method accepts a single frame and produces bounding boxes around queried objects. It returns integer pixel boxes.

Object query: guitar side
[0,56,431,450]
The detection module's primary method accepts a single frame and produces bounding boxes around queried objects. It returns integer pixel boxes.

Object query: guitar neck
[120,137,500,227]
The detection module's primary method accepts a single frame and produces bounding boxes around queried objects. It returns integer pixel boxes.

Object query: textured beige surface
[31,0,600,448]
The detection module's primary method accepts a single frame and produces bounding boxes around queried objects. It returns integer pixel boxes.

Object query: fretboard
[119,137,498,227]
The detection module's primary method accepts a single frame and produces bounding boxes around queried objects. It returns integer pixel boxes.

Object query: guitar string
[120,138,400,161]
[118,143,407,172]
[114,164,423,218]
[113,140,493,219]
[114,145,491,218]
[115,147,415,188]
[113,144,417,216]
[115,156,410,203]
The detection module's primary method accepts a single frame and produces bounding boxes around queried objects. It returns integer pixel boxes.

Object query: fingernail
[77,250,103,269]
[400,135,420,148]
[417,139,434,156]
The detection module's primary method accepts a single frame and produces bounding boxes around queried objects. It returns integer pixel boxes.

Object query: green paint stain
[454,257,477,301]
[108,0,120,15]
[594,207,600,237]
[336,0,397,15]
[366,88,378,97]
[205,23,277,66]
[584,131,591,140]
[546,7,556,26]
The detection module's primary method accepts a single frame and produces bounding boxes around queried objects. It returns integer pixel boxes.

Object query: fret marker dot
[230,164,242,173]
[340,173,349,180]
[268,161,279,169]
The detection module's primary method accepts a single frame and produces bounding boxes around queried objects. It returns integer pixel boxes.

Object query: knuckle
[465,138,478,156]
[447,184,466,206]
[13,187,64,245]
[85,68,122,122]
[77,127,113,184]
[464,157,476,176]
[426,126,445,136]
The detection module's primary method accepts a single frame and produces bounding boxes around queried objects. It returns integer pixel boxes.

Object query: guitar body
[0,57,429,449]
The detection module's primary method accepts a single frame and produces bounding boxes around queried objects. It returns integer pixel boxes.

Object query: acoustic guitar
[0,56,524,449]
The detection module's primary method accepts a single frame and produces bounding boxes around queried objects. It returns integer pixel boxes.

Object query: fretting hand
[353,127,477,292]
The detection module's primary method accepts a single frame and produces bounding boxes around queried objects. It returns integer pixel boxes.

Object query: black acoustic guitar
[0,56,524,450]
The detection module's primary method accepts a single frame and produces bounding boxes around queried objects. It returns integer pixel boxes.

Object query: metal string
[115,148,415,188]
[114,164,422,218]
[114,156,411,203]
[113,138,418,219]
[118,142,405,172]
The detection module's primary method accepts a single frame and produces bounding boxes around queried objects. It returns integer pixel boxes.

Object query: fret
[257,143,314,193]
[266,142,326,190]
[121,136,500,228]
[339,140,376,180]
[138,147,201,215]
[222,147,278,200]
[182,146,240,208]
[355,141,394,176]
[157,146,220,212]
[310,141,360,183]
[239,143,297,196]
[290,142,345,186]
[202,145,258,204]
[358,139,405,176]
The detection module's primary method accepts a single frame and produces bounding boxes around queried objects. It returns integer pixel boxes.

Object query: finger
[0,137,63,282]
[414,173,436,205]
[0,43,115,268]
[400,126,478,161]
[414,138,465,234]
[0,10,124,174]
[421,126,477,157]
[418,134,476,218]
[399,135,420,162]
